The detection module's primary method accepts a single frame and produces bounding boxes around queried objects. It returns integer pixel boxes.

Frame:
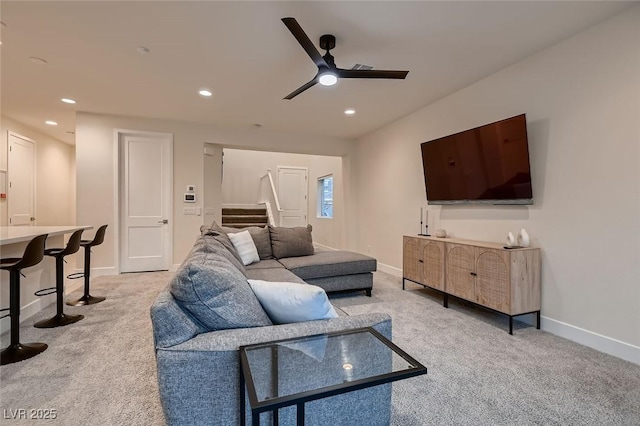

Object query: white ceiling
[0,1,634,145]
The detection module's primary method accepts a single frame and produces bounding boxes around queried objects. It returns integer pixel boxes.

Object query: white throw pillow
[247,279,339,324]
[228,230,260,266]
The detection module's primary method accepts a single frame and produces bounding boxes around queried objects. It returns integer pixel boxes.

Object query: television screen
[421,114,533,205]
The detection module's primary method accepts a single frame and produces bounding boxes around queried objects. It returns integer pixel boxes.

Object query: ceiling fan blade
[282,17,329,69]
[284,79,318,100]
[337,69,409,79]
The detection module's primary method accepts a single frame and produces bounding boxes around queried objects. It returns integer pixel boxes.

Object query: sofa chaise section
[278,251,377,296]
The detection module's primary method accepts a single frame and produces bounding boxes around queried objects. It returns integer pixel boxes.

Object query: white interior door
[120,132,172,272]
[8,132,36,226]
[277,166,308,227]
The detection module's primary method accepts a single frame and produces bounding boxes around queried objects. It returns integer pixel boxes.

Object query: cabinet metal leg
[536,311,541,330]
[443,293,448,308]
[509,316,513,335]
[402,278,405,290]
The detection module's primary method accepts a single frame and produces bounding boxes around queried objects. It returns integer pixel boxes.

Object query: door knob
[158,219,168,224]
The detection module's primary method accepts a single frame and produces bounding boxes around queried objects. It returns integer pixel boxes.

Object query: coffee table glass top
[241,327,426,407]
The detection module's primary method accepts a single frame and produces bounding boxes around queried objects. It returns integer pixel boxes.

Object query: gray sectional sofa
[150,225,390,425]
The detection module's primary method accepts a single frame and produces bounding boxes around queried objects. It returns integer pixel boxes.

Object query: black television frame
[421,114,533,206]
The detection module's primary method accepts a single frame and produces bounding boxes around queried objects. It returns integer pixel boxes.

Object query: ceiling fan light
[318,72,338,86]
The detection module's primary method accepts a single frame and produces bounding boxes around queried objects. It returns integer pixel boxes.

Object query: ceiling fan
[281,17,409,100]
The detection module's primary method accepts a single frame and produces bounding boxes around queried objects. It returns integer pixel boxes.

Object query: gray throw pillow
[204,223,245,267]
[243,226,273,260]
[206,222,274,260]
[269,225,314,259]
[169,252,272,331]
[199,224,211,235]
[200,234,248,277]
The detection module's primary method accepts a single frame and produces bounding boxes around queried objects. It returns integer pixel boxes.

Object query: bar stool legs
[66,224,108,306]
[66,245,105,306]
[1,270,48,365]
[34,257,84,328]
[1,234,49,365]
[33,229,85,329]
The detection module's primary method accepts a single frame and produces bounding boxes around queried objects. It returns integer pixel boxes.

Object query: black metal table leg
[240,362,246,426]
[536,311,541,329]
[297,403,305,426]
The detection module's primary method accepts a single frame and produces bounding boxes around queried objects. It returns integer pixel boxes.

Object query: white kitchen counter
[0,225,93,246]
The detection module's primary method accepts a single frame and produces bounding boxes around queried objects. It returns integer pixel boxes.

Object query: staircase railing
[259,201,276,227]
[259,170,282,226]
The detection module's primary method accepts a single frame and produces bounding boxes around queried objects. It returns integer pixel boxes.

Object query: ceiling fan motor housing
[319,34,336,51]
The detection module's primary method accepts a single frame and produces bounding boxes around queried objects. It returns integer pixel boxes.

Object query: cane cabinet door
[422,240,445,291]
[403,237,423,284]
[475,248,510,313]
[446,243,475,301]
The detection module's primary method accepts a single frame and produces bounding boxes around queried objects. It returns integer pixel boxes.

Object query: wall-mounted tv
[421,114,533,205]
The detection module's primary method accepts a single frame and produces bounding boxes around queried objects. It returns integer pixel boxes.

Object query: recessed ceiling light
[199,89,212,97]
[61,98,76,104]
[29,56,48,65]
[45,120,58,126]
[344,109,356,115]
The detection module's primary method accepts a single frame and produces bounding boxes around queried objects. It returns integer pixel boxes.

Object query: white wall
[351,7,640,358]
[203,143,224,226]
[221,149,345,249]
[0,116,75,226]
[75,113,354,270]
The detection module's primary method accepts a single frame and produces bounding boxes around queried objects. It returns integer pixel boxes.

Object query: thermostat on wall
[184,193,196,203]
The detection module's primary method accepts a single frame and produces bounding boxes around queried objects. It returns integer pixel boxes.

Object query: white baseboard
[72,266,117,278]
[541,316,639,365]
[0,298,48,335]
[374,263,638,365]
[377,262,402,277]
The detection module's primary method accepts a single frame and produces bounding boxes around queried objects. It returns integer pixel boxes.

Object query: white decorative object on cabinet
[518,228,530,247]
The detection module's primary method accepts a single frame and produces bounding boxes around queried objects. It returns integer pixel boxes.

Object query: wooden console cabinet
[403,235,541,334]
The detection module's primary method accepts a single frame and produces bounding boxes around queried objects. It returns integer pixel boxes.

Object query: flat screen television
[421,114,533,205]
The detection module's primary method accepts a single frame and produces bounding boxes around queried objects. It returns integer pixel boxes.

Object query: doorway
[277,166,308,227]
[118,131,173,272]
[7,132,36,226]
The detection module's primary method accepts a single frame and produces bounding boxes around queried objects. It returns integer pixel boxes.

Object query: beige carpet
[1,271,639,425]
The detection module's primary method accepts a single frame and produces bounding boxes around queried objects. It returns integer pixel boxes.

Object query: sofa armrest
[155,313,392,426]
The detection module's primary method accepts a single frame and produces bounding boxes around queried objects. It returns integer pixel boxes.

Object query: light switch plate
[183,207,198,215]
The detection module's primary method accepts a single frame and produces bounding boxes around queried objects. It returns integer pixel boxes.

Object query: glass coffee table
[239,327,427,426]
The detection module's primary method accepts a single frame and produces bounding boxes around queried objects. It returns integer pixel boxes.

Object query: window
[317,175,333,218]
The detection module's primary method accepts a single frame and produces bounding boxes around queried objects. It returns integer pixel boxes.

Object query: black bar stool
[34,229,85,328]
[0,234,49,365]
[67,224,108,306]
